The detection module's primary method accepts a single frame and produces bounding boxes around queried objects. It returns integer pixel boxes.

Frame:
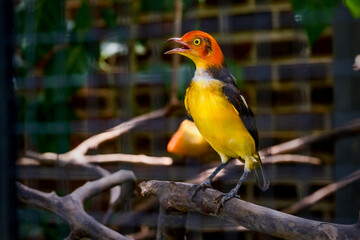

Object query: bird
[164,30,269,209]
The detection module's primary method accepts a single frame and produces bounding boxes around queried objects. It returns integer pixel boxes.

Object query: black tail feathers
[252,154,269,191]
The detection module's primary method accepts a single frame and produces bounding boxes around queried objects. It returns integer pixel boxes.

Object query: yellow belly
[185,78,255,163]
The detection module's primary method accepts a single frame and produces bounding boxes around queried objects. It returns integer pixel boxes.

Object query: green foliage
[74,0,92,30]
[36,0,66,32]
[291,0,360,46]
[16,0,100,153]
[19,208,70,239]
[101,8,117,28]
[140,0,198,13]
[227,60,244,90]
[290,0,338,46]
[344,0,360,18]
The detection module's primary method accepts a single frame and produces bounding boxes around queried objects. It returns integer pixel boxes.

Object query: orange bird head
[165,30,225,70]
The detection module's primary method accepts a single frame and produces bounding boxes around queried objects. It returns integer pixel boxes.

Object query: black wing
[222,75,259,149]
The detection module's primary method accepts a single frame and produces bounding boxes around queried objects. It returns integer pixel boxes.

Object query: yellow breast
[185,77,255,162]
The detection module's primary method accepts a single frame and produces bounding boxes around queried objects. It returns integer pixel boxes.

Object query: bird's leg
[190,160,231,200]
[215,169,250,213]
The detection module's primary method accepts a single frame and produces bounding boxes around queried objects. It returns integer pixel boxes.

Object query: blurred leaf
[227,60,244,90]
[344,0,360,18]
[66,45,91,74]
[101,8,117,28]
[74,0,92,30]
[140,0,173,12]
[291,0,338,46]
[19,208,70,240]
[21,0,66,69]
[15,3,26,34]
[85,41,101,61]
[177,63,195,100]
[140,0,197,13]
[16,0,98,153]
[36,0,65,32]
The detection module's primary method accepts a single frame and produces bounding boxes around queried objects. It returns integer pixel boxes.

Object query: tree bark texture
[140,180,360,240]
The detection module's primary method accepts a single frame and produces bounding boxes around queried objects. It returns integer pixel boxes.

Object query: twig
[19,106,175,168]
[283,168,360,214]
[17,170,136,240]
[140,180,360,240]
[23,150,121,205]
[126,228,156,240]
[23,151,173,166]
[261,154,321,165]
[78,153,173,165]
[259,119,360,157]
[189,154,321,184]
[64,106,174,162]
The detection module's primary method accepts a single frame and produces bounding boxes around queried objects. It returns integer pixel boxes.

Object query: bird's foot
[190,179,212,201]
[215,189,240,214]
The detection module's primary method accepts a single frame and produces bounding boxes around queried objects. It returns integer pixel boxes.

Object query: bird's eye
[193,38,201,45]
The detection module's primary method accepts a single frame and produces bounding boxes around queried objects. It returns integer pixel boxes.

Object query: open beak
[164,38,191,55]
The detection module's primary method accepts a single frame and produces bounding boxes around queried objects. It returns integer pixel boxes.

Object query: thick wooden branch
[156,202,187,240]
[140,180,360,240]
[18,170,136,240]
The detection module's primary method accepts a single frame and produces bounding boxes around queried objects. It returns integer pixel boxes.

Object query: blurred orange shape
[167,119,212,157]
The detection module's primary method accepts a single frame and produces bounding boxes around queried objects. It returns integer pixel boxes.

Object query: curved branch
[283,168,360,214]
[140,180,360,240]
[23,151,173,166]
[64,106,174,162]
[260,119,360,157]
[261,154,321,165]
[23,150,121,205]
[72,170,136,203]
[18,170,136,240]
[188,154,321,184]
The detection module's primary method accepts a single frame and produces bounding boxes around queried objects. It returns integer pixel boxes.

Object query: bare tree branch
[283,168,360,214]
[17,170,136,240]
[64,106,174,162]
[156,199,187,240]
[23,150,121,204]
[127,229,156,240]
[22,151,173,166]
[188,154,321,185]
[140,180,360,240]
[260,119,360,157]
[21,104,178,167]
[17,104,178,236]
[105,153,324,238]
[261,154,321,165]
